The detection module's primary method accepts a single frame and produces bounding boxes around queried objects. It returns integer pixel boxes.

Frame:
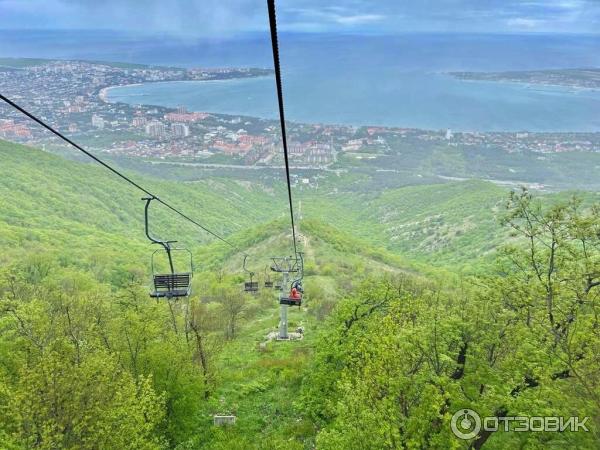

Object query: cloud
[283,6,385,29]
[334,14,385,25]
[507,17,544,29]
[281,0,600,34]
[0,0,598,35]
[0,0,266,36]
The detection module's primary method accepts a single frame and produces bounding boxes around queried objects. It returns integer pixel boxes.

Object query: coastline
[99,83,142,103]
[99,76,272,104]
[446,72,600,93]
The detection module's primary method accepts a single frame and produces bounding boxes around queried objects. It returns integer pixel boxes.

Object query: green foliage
[0,272,167,448]
[301,192,600,449]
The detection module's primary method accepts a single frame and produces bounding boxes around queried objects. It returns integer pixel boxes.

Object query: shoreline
[99,83,144,103]
[446,72,600,93]
[100,76,272,104]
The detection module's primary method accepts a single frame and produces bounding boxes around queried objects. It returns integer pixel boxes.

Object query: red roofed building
[164,112,209,122]
[0,120,32,138]
[367,127,386,136]
[212,140,252,154]
[238,134,269,146]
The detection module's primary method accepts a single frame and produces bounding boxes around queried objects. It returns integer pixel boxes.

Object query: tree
[216,286,246,340]
[188,300,223,399]
[0,271,166,449]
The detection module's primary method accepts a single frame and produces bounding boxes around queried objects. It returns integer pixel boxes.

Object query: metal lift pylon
[270,254,303,340]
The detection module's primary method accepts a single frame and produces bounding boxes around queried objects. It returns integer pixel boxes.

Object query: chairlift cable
[267,0,299,257]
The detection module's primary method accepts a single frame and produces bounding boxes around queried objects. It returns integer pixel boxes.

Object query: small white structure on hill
[213,415,236,426]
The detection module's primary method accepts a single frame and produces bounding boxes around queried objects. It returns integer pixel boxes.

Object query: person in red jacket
[290,286,301,301]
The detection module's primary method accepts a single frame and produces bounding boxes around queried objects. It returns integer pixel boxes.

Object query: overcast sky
[0,0,598,36]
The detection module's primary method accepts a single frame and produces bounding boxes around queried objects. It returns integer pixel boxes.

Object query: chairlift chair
[244,279,259,293]
[264,265,274,288]
[279,284,302,306]
[279,295,302,306]
[243,255,259,293]
[143,197,193,299]
[280,273,304,307]
[149,248,193,298]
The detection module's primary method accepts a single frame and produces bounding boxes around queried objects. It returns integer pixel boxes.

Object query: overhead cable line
[0,93,245,254]
[267,0,298,257]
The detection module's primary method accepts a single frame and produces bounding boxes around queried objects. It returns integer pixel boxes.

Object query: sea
[1,30,600,132]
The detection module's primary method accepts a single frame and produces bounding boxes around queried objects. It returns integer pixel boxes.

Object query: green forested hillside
[1,139,600,449]
[300,180,508,267]
[0,140,284,243]
[15,137,598,271]
[301,178,600,268]
[0,140,501,271]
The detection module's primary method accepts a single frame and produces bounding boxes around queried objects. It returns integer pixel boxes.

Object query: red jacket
[290,287,301,300]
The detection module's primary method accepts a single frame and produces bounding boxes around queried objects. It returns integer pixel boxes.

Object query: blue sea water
[105,72,600,132]
[2,31,600,131]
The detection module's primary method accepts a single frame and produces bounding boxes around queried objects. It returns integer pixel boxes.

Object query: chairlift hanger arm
[243,255,255,277]
[143,197,176,246]
[295,252,304,274]
[289,252,304,291]
[143,197,176,274]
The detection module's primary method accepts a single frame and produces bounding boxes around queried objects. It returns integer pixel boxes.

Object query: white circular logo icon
[451,409,481,440]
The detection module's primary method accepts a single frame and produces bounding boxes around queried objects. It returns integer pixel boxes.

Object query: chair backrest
[154,273,191,290]
[244,281,259,291]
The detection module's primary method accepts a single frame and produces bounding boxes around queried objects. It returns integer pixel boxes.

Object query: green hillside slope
[6,138,599,273]
[300,180,507,266]
[0,140,286,272]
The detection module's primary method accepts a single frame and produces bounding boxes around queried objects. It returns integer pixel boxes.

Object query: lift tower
[270,256,301,339]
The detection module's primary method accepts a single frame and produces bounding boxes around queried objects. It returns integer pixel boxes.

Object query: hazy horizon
[1,0,599,36]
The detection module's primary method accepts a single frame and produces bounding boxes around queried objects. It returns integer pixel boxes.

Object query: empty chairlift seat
[243,256,259,293]
[244,281,259,292]
[264,266,274,288]
[143,197,194,300]
[151,272,192,298]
